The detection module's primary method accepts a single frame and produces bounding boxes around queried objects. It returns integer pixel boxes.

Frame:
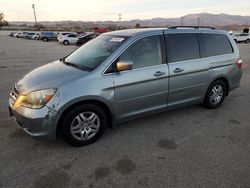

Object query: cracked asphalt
[0,31,250,188]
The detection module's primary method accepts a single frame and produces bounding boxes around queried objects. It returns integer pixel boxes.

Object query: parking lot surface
[0,32,250,188]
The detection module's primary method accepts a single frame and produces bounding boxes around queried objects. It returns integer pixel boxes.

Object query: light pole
[32,4,37,29]
[198,17,200,27]
[118,14,122,30]
[181,17,184,26]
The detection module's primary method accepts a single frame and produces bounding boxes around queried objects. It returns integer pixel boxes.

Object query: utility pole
[198,17,200,27]
[118,13,122,30]
[181,17,184,26]
[32,4,37,30]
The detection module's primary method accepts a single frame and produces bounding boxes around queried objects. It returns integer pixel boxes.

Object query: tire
[234,39,238,43]
[26,36,29,40]
[246,39,250,43]
[204,80,226,109]
[43,37,48,42]
[63,40,69,45]
[60,104,107,146]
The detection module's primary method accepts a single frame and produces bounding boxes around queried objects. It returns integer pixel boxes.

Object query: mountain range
[10,13,250,30]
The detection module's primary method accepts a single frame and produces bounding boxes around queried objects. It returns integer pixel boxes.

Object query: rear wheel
[246,39,250,43]
[63,40,69,45]
[43,37,48,42]
[204,80,226,109]
[60,104,107,146]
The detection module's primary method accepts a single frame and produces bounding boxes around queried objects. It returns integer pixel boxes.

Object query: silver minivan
[9,27,243,146]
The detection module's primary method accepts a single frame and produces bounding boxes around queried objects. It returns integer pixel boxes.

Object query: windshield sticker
[110,38,125,42]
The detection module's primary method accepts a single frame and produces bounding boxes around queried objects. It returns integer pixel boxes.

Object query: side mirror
[116,60,133,72]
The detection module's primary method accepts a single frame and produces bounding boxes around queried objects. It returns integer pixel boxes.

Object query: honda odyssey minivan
[9,27,243,146]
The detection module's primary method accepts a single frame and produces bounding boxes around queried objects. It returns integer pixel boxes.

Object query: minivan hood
[16,60,88,94]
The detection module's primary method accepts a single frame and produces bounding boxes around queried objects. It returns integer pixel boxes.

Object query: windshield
[64,35,127,71]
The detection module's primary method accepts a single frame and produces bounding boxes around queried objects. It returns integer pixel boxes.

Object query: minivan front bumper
[9,103,58,140]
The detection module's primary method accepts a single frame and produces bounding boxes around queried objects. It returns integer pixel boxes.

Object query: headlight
[13,89,56,109]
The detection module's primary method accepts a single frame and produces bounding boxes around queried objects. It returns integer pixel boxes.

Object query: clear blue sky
[1,0,250,21]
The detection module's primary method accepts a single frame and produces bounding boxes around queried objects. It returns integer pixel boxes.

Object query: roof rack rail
[168,26,216,30]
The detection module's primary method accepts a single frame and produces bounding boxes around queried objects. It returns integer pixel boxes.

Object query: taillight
[236,58,243,69]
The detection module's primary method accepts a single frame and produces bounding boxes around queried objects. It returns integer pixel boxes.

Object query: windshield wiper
[61,59,92,72]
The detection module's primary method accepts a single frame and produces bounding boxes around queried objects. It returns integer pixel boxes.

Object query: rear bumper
[228,69,243,92]
[9,104,58,140]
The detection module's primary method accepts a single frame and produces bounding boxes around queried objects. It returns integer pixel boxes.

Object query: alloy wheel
[70,111,100,141]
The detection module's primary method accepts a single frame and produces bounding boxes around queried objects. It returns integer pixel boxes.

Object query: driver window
[119,35,162,69]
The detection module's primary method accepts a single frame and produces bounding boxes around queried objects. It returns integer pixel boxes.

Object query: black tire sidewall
[204,80,226,109]
[63,40,69,45]
[60,104,107,146]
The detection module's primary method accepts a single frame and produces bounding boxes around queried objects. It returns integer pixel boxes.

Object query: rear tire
[63,40,69,45]
[204,80,226,109]
[246,39,250,43]
[60,104,107,146]
[43,37,48,42]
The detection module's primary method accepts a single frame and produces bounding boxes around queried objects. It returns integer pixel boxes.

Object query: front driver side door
[112,35,169,121]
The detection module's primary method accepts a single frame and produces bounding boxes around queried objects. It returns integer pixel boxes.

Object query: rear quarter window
[198,34,233,58]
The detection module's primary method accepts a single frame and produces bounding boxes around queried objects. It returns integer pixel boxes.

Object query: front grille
[9,85,20,106]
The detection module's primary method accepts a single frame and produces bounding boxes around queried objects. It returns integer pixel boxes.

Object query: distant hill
[9,13,250,30]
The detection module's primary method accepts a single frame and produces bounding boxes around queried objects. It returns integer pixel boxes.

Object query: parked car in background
[13,32,23,38]
[76,32,97,46]
[21,32,29,38]
[9,32,16,37]
[58,33,79,45]
[32,33,40,40]
[57,32,76,41]
[23,32,37,40]
[234,33,250,43]
[9,27,243,146]
[40,32,58,42]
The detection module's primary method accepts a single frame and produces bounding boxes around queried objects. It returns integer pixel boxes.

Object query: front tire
[60,104,107,146]
[204,80,226,109]
[43,37,48,42]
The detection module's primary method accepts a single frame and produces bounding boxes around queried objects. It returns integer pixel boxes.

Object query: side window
[119,35,162,69]
[165,33,200,63]
[198,34,233,58]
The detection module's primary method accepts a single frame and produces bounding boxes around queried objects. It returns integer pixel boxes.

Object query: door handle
[154,71,166,77]
[173,68,184,73]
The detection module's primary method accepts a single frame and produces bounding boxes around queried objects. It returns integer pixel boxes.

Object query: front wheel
[246,39,250,43]
[60,104,107,146]
[204,80,226,109]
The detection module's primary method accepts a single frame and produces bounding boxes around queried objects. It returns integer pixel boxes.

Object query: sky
[1,0,250,22]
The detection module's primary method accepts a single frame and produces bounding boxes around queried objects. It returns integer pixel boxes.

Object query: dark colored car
[9,32,16,37]
[76,33,97,46]
[40,32,58,42]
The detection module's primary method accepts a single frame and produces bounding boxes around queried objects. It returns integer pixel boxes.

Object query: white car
[13,32,23,38]
[234,33,250,43]
[58,33,79,45]
[57,32,76,41]
[32,33,40,40]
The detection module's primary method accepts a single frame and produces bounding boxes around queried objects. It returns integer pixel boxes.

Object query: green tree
[0,13,8,28]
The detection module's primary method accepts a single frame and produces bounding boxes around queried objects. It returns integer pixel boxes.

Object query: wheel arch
[56,99,113,136]
[207,77,229,97]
